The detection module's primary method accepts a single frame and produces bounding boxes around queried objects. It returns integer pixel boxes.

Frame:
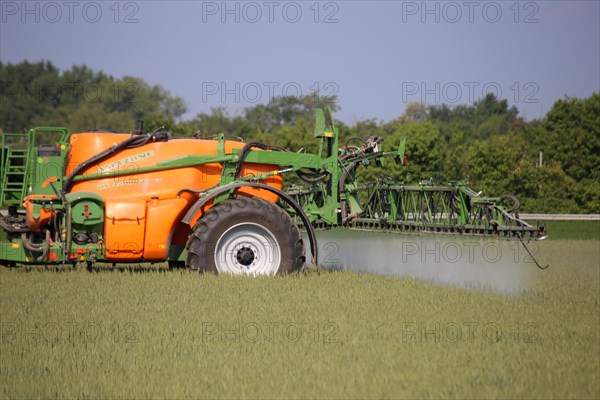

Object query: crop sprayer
[0,108,547,274]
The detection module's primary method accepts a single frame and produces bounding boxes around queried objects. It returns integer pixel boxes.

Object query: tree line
[1,60,598,213]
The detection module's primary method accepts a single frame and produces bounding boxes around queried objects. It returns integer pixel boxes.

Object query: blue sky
[1,0,599,124]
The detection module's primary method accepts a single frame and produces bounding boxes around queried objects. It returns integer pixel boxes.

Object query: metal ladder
[1,131,33,206]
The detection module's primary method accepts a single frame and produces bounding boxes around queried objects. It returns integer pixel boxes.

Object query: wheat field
[1,230,598,398]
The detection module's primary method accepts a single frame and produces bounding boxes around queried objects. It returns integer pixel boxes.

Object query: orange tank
[67,133,283,261]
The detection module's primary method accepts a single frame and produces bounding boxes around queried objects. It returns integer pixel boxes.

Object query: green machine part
[66,192,105,234]
[0,127,70,207]
[64,192,105,265]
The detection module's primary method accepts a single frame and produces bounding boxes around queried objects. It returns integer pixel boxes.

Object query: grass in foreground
[0,239,599,399]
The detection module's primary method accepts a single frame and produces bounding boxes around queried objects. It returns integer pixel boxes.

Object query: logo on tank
[97,151,155,174]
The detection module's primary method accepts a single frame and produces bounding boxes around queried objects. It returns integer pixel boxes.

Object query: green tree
[0,60,187,132]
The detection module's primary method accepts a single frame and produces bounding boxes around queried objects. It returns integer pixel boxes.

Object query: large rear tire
[185,197,305,275]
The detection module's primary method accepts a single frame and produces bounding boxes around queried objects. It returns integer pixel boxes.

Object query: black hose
[449,192,461,214]
[53,210,61,242]
[339,146,362,161]
[21,232,44,251]
[37,230,51,262]
[339,162,358,222]
[296,169,328,183]
[344,137,367,147]
[499,194,521,213]
[234,142,287,179]
[518,235,549,270]
[63,202,72,267]
[339,162,358,193]
[233,141,329,183]
[176,184,220,198]
[63,127,166,193]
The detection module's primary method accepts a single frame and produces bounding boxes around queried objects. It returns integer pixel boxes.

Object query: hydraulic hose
[21,230,51,261]
[64,201,72,267]
[499,194,521,213]
[38,230,51,262]
[21,233,44,251]
[296,169,329,183]
[234,142,287,179]
[339,162,358,223]
[62,127,166,193]
[234,141,329,183]
[344,137,367,147]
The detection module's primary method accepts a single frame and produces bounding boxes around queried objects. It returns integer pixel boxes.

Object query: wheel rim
[214,222,281,275]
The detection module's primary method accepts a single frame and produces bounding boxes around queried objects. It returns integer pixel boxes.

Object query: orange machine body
[67,133,283,262]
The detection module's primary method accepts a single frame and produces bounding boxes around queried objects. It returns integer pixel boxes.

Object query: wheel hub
[235,246,256,266]
[215,222,281,275]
